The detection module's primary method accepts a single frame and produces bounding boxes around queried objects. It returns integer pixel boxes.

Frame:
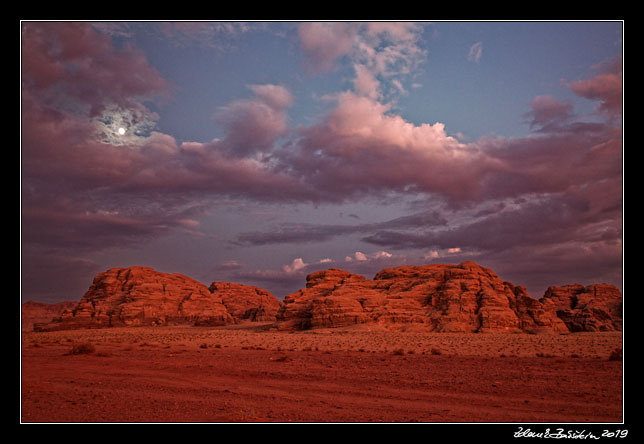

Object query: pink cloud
[568,55,622,117]
[525,95,574,130]
[281,92,496,202]
[298,22,359,73]
[21,22,170,116]
[214,84,293,157]
[298,22,425,102]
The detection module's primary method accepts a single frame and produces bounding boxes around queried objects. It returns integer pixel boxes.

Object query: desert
[21,262,623,423]
[21,325,622,423]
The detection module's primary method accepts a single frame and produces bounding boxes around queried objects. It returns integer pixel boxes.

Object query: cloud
[354,251,368,261]
[346,250,392,262]
[467,41,483,63]
[298,22,426,101]
[567,55,622,117]
[282,257,308,273]
[156,22,254,49]
[213,260,244,271]
[298,22,360,73]
[233,209,447,246]
[21,22,170,117]
[360,178,622,291]
[236,251,403,298]
[364,183,621,252]
[214,84,293,158]
[524,95,574,131]
[279,91,493,203]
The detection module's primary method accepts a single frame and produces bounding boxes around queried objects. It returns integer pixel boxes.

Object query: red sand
[21,325,623,423]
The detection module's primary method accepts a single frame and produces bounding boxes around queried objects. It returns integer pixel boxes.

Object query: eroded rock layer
[542,284,622,332]
[34,267,234,331]
[274,262,619,333]
[209,282,280,322]
[30,262,622,334]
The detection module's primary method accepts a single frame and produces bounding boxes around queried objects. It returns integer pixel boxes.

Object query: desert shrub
[430,348,442,355]
[199,343,208,349]
[536,352,554,358]
[69,342,95,355]
[608,348,622,361]
[392,348,405,355]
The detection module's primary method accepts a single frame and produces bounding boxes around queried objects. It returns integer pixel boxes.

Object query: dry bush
[68,342,95,355]
[392,348,405,355]
[608,348,622,361]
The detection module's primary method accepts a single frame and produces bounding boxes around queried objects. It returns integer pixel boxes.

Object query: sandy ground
[21,324,623,423]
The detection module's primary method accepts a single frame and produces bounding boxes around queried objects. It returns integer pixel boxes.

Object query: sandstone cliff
[33,266,283,332]
[29,262,622,334]
[274,261,620,333]
[541,284,622,332]
[209,282,280,322]
[34,267,234,331]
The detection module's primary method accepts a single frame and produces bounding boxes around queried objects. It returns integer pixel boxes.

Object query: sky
[21,21,623,303]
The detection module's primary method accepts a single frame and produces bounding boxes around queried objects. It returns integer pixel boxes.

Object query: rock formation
[28,262,622,334]
[33,266,282,332]
[209,282,280,322]
[22,301,76,331]
[541,284,622,332]
[34,267,234,331]
[274,261,619,333]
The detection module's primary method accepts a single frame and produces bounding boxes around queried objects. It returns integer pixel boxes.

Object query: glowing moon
[118,127,126,135]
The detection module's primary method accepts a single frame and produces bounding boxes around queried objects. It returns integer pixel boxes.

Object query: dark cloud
[233,210,447,246]
[524,95,574,131]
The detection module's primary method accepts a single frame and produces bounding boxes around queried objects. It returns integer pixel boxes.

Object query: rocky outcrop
[32,266,282,332]
[541,284,622,332]
[209,282,280,322]
[29,262,622,334]
[22,301,76,331]
[34,267,234,331]
[274,262,619,333]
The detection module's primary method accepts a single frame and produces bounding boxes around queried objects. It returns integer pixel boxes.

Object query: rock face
[34,267,234,331]
[22,301,76,331]
[274,262,619,333]
[33,266,282,332]
[541,284,622,332]
[29,262,622,334]
[209,282,280,322]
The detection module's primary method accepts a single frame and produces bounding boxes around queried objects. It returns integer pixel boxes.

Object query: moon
[118,127,126,135]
